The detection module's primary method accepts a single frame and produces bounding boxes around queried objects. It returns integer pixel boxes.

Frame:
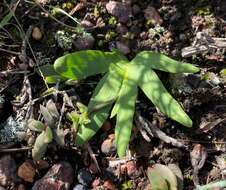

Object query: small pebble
[91,178,100,188]
[77,168,93,186]
[32,161,73,190]
[32,26,42,41]
[73,184,89,190]
[144,6,163,25]
[36,160,49,170]
[81,20,94,30]
[88,163,98,174]
[101,134,116,155]
[74,35,95,50]
[106,1,132,23]
[116,24,128,35]
[116,41,130,55]
[126,161,137,177]
[17,160,36,182]
[17,184,26,190]
[103,180,116,190]
[132,4,141,15]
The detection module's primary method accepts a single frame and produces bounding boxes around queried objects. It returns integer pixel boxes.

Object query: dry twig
[182,32,226,57]
[135,112,186,148]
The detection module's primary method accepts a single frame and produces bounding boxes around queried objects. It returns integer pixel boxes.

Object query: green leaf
[46,100,59,120]
[44,126,53,143]
[114,79,137,158]
[53,127,65,146]
[195,180,226,190]
[132,51,200,74]
[139,69,192,127]
[52,7,81,25]
[168,164,184,190]
[77,102,88,113]
[41,87,56,96]
[39,64,67,84]
[147,164,178,190]
[75,65,124,145]
[40,105,55,127]
[27,119,45,132]
[54,50,127,80]
[110,62,130,118]
[0,11,13,29]
[32,126,53,160]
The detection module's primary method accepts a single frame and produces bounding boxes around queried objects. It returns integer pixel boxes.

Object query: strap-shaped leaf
[40,105,55,127]
[132,51,199,73]
[39,64,67,84]
[114,76,138,158]
[75,65,124,145]
[54,50,127,80]
[139,69,192,127]
[0,11,13,29]
[32,126,53,160]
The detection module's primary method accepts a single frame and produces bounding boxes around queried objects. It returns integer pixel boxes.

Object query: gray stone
[116,41,130,55]
[106,1,132,23]
[77,168,93,186]
[0,116,26,144]
[144,6,163,25]
[73,184,89,190]
[74,34,95,50]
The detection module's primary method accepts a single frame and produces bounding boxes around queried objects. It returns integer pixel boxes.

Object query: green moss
[195,6,211,16]
[62,2,74,9]
[146,19,155,27]
[105,31,117,41]
[121,180,133,190]
[220,69,226,78]
[108,16,117,27]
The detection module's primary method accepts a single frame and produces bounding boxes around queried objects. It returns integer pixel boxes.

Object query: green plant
[147,164,183,190]
[44,50,199,157]
[121,180,133,190]
[67,102,91,131]
[195,180,226,190]
[27,100,65,160]
[108,16,117,27]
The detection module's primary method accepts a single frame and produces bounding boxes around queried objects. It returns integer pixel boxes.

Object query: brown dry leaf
[17,160,36,183]
[190,144,207,185]
[190,144,207,170]
[199,118,226,133]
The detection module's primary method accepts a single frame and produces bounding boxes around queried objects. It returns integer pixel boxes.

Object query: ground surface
[0,0,226,190]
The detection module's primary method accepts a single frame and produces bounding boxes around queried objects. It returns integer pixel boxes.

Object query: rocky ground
[0,0,226,189]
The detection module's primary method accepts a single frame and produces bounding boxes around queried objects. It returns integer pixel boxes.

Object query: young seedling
[44,50,199,157]
[27,100,64,160]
